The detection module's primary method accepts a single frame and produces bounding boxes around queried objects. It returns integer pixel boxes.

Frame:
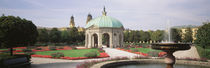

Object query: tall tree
[195,22,210,48]
[171,28,181,43]
[128,31,134,42]
[182,28,193,43]
[49,28,61,43]
[61,30,70,43]
[139,31,150,42]
[69,27,79,43]
[134,31,141,42]
[124,30,129,42]
[150,30,164,41]
[0,15,38,55]
[37,28,49,43]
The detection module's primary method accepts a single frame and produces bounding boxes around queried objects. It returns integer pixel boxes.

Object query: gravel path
[103,48,141,58]
[174,46,200,58]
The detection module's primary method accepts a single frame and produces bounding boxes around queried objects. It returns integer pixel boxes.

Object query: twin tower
[69,14,92,28]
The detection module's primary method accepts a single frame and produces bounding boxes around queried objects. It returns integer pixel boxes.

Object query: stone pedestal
[165,51,175,68]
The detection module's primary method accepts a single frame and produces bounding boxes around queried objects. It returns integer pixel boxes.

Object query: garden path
[174,46,200,58]
[103,48,142,58]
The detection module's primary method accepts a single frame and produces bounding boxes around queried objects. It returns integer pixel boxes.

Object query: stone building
[180,27,198,42]
[69,15,75,28]
[85,7,124,48]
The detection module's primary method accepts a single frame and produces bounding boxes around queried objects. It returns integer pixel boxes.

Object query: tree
[182,28,193,43]
[171,28,181,43]
[61,30,70,43]
[78,31,85,42]
[195,22,210,48]
[69,27,79,43]
[124,30,129,42]
[133,31,141,42]
[0,15,38,55]
[139,31,150,42]
[49,28,61,43]
[37,28,49,43]
[128,31,134,42]
[150,30,164,42]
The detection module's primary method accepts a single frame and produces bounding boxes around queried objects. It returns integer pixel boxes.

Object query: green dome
[85,16,123,28]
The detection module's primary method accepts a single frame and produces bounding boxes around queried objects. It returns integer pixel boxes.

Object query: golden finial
[102,6,107,16]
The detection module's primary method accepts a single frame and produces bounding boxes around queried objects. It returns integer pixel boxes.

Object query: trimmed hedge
[84,51,98,58]
[51,52,64,58]
[49,46,56,50]
[148,51,159,57]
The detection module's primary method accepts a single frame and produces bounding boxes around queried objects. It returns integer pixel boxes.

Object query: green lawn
[0,48,22,50]
[196,45,210,59]
[130,48,161,53]
[35,49,100,57]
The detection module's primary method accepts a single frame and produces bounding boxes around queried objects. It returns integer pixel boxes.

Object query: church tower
[86,13,92,24]
[69,15,75,28]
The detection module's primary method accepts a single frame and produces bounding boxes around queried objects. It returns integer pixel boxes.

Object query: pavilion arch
[84,7,124,48]
[92,33,98,48]
[102,33,110,47]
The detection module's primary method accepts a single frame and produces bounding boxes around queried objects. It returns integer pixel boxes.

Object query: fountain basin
[90,59,210,68]
[151,43,191,51]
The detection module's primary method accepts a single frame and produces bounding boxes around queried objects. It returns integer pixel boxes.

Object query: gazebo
[85,7,124,48]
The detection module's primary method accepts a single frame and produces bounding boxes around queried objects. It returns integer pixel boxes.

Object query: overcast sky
[0,0,209,30]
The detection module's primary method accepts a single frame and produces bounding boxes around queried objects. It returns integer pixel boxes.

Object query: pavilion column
[91,35,94,48]
[98,33,102,48]
[121,33,124,47]
[88,34,92,48]
[85,34,87,48]
[109,33,113,48]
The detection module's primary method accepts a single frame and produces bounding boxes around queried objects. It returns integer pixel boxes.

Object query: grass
[130,48,161,53]
[0,48,22,50]
[195,45,210,59]
[35,49,100,57]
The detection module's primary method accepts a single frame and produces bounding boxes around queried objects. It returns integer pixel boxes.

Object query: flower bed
[116,48,148,56]
[31,52,109,60]
[0,46,76,53]
[116,48,166,57]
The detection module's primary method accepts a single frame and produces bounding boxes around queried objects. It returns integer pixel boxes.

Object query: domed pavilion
[85,7,124,48]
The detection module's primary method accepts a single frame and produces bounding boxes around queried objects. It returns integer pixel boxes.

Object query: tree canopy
[0,15,38,48]
[171,28,182,43]
[195,22,210,48]
[0,15,38,55]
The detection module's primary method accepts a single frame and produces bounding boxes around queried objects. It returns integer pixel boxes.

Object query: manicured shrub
[49,46,57,50]
[148,51,159,57]
[24,52,35,55]
[57,46,64,49]
[27,46,36,49]
[22,49,32,52]
[121,47,129,50]
[35,48,42,50]
[131,49,139,52]
[84,51,98,58]
[98,48,105,53]
[71,46,77,50]
[51,52,64,58]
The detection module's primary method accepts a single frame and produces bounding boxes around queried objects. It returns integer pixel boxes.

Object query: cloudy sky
[0,0,209,30]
